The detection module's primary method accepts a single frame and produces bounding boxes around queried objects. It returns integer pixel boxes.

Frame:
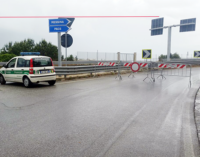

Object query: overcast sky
[0,0,199,60]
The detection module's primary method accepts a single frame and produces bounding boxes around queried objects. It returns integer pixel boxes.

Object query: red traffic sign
[130,62,140,72]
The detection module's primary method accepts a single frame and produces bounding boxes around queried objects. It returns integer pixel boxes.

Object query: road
[0,68,200,157]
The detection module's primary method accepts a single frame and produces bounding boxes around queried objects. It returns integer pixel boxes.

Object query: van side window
[17,58,30,67]
[7,58,17,68]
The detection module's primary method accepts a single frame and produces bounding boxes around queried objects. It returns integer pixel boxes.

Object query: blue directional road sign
[194,50,200,58]
[151,18,164,36]
[49,19,70,26]
[49,26,69,33]
[49,19,70,33]
[180,18,196,32]
[142,49,152,59]
[66,18,75,27]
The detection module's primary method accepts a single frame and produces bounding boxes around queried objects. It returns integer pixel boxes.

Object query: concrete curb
[194,87,200,145]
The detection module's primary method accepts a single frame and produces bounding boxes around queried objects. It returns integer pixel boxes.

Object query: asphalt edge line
[194,86,200,146]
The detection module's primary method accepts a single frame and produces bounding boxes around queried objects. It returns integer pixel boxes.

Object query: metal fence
[77,52,134,62]
[142,62,192,86]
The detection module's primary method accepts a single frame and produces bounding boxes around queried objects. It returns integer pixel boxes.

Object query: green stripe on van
[5,70,35,75]
[0,70,5,74]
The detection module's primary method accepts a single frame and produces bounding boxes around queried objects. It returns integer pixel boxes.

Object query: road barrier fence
[142,62,192,87]
[0,58,199,86]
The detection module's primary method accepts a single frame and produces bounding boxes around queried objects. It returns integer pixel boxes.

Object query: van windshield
[32,58,52,67]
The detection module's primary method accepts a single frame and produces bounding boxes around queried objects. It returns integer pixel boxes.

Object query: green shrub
[0,53,16,62]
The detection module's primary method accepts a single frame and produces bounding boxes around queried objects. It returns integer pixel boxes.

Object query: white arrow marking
[67,19,71,25]
[143,50,151,58]
[195,51,200,57]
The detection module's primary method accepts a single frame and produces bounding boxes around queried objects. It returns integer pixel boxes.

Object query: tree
[159,53,181,61]
[0,39,58,60]
[34,40,58,60]
[1,42,13,54]
[0,54,16,62]
[67,55,74,61]
[159,54,167,61]
[172,53,181,59]
[1,39,35,56]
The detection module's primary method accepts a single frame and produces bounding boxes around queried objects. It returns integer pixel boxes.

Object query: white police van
[0,52,56,87]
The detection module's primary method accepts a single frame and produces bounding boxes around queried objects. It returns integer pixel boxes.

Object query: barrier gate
[98,61,192,87]
[142,62,192,87]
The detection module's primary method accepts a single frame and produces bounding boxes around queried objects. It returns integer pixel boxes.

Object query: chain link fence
[137,55,159,63]
[77,52,134,62]
[77,52,197,62]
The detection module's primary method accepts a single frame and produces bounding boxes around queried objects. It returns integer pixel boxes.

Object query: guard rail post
[93,64,97,77]
[150,62,155,82]
[189,64,192,87]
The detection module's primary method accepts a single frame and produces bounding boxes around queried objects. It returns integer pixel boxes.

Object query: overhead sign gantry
[150,17,196,61]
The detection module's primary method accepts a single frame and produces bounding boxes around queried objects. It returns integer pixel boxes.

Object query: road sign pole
[65,32,67,61]
[97,50,98,61]
[58,32,62,66]
[167,27,172,61]
[134,52,136,62]
[116,52,122,80]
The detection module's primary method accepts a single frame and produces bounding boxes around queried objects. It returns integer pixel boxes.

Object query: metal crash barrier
[55,64,129,77]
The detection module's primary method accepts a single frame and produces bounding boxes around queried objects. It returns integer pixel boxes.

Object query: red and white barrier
[124,63,132,67]
[124,62,148,67]
[139,63,148,67]
[98,62,104,66]
[98,62,116,66]
[158,64,186,69]
[109,62,116,66]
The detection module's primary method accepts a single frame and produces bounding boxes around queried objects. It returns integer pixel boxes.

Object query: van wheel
[23,77,32,88]
[0,75,6,85]
[48,80,56,86]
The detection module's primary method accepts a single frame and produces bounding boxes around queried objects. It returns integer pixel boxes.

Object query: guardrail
[55,65,129,76]
[53,60,133,65]
[0,62,6,66]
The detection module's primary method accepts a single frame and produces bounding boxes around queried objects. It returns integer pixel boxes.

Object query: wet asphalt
[0,68,200,157]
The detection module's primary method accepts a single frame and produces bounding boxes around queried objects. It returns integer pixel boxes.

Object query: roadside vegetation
[0,39,58,61]
[159,53,181,61]
[62,54,77,61]
[0,53,16,62]
[0,39,77,62]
